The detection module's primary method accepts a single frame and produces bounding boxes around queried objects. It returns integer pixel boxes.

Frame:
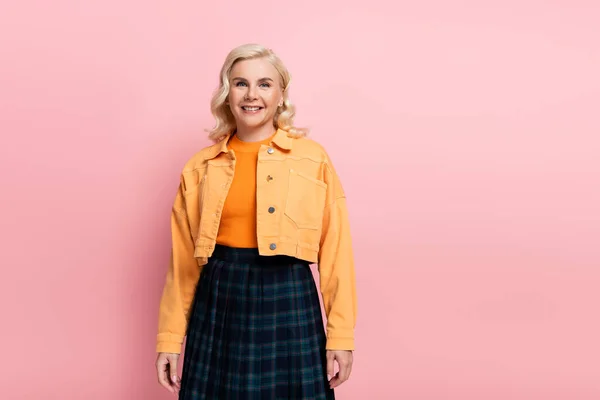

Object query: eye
[235,81,247,87]
[259,82,271,88]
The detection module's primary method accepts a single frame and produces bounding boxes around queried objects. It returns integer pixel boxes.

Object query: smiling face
[227,57,283,131]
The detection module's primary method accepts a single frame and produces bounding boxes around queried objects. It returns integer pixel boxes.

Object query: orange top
[216,132,274,248]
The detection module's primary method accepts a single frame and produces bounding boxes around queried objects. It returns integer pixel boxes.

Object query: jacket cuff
[326,337,355,351]
[156,333,184,353]
[156,341,182,354]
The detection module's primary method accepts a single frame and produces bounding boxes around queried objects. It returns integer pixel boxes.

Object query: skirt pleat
[178,245,335,400]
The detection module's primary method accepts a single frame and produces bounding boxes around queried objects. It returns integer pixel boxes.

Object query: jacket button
[267,147,274,154]
[268,206,275,213]
[269,243,277,250]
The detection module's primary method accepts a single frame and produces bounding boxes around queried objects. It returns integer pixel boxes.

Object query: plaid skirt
[179,244,335,400]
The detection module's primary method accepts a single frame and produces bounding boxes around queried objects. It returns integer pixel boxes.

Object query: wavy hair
[206,43,308,141]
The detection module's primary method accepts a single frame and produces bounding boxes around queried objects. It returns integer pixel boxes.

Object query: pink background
[1,0,599,399]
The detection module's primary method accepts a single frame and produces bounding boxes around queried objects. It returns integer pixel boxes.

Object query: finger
[329,371,344,388]
[329,358,351,389]
[326,353,335,381]
[157,360,175,393]
[168,355,181,390]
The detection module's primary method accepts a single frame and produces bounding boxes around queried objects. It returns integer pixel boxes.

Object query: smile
[241,106,264,111]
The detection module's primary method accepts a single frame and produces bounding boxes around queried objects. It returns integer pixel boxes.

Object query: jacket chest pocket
[284,169,327,230]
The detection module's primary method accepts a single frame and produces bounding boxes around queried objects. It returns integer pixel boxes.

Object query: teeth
[243,106,260,111]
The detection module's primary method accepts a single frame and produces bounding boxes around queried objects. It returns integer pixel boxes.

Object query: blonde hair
[206,43,308,141]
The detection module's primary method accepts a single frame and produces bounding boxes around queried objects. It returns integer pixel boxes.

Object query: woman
[155,43,357,399]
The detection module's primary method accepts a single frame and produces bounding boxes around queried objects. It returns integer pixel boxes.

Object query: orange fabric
[156,129,357,354]
[215,133,274,248]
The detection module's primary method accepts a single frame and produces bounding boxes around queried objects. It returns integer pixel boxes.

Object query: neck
[234,123,277,142]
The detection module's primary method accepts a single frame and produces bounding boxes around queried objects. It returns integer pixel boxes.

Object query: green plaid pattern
[179,245,335,400]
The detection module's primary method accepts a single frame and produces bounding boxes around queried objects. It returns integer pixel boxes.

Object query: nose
[245,84,257,100]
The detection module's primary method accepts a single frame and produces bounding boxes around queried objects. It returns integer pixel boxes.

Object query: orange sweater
[215,132,275,248]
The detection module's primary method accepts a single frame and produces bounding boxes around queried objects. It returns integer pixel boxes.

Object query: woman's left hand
[326,350,353,389]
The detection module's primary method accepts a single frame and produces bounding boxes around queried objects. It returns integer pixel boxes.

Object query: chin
[238,117,270,128]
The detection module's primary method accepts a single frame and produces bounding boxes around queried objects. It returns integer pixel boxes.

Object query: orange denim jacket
[156,129,357,353]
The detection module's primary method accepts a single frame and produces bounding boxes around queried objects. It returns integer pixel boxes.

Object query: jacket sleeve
[318,155,358,351]
[156,178,202,354]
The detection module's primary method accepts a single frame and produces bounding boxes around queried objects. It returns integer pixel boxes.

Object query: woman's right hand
[156,352,181,394]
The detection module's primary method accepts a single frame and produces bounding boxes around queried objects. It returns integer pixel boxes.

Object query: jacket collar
[205,128,293,160]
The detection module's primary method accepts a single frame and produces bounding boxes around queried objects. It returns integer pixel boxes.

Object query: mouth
[241,106,264,113]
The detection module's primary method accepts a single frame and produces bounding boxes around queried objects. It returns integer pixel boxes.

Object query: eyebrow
[231,77,274,82]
